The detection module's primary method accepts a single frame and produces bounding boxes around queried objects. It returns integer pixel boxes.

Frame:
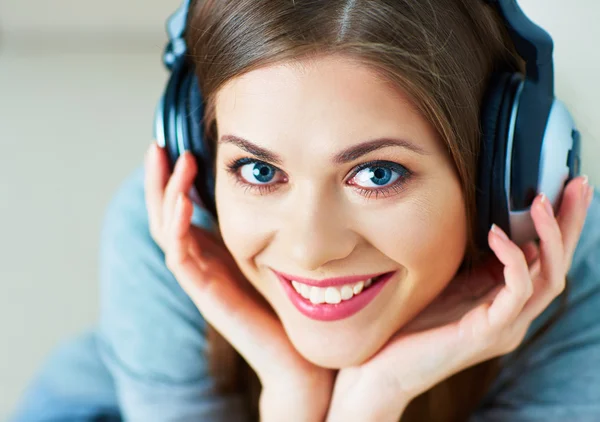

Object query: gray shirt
[470,187,600,421]
[11,165,600,422]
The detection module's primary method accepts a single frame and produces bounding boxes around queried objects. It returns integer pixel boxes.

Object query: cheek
[214,182,271,269]
[215,168,468,285]
[363,186,468,279]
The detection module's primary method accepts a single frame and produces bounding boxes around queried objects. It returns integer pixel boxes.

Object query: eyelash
[224,157,413,199]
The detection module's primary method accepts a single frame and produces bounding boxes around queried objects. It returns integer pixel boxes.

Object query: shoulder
[96,166,253,421]
[97,165,218,383]
[470,188,600,421]
[102,165,218,240]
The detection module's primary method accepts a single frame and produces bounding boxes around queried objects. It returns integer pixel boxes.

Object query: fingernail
[491,223,509,242]
[540,193,554,217]
[581,175,589,200]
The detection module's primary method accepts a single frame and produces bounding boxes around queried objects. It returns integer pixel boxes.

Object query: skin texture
[213,54,469,369]
[146,52,592,420]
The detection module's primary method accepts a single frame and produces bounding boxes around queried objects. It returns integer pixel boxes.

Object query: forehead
[214,55,443,156]
[216,55,410,118]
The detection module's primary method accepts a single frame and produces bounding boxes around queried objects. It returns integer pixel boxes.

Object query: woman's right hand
[144,142,335,422]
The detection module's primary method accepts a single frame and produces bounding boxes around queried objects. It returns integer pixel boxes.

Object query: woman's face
[213,55,468,369]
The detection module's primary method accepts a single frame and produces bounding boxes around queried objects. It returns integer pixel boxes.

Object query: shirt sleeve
[96,164,251,422]
[469,189,600,422]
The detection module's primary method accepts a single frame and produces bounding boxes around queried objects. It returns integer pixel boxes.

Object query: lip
[272,269,390,288]
[273,270,397,322]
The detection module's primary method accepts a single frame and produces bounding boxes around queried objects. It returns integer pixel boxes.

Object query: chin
[286,327,381,369]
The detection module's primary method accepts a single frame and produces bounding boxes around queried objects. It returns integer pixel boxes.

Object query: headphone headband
[489,0,554,96]
[163,0,191,69]
[162,0,555,95]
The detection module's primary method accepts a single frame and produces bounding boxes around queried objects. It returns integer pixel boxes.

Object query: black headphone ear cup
[476,71,514,251]
[163,58,188,169]
[186,72,218,219]
[177,68,193,153]
[490,73,524,240]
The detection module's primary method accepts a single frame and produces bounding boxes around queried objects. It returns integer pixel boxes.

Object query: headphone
[154,0,582,251]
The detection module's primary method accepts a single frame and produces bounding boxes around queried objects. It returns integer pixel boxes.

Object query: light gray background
[0,0,598,419]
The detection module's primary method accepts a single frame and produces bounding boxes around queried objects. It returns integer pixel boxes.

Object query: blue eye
[239,161,279,184]
[351,162,405,188]
[225,157,412,199]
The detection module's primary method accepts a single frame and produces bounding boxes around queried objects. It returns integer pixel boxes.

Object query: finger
[476,240,539,310]
[537,192,566,287]
[520,240,539,267]
[555,176,591,270]
[144,142,170,243]
[162,151,198,234]
[165,194,297,382]
[519,192,568,322]
[195,272,291,383]
[165,192,195,275]
[171,193,194,244]
[485,224,533,329]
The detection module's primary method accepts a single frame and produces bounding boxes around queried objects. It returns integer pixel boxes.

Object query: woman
[12,0,599,421]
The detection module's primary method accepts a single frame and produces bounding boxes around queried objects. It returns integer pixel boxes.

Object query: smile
[271,269,397,322]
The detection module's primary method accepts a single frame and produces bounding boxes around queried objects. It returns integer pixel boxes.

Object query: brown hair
[184,1,571,420]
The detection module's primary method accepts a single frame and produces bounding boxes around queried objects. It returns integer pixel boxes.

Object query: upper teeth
[291,278,374,304]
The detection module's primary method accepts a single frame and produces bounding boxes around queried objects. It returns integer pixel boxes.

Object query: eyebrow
[218,134,430,166]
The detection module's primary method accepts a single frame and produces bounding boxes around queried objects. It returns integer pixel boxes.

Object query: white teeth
[353,281,364,295]
[300,284,311,299]
[309,287,325,304]
[291,277,376,304]
[324,287,341,304]
[340,285,354,300]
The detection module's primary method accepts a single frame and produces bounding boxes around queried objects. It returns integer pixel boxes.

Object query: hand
[144,142,335,422]
[325,176,593,422]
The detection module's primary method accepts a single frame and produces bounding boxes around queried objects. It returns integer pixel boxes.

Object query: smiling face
[213,54,468,368]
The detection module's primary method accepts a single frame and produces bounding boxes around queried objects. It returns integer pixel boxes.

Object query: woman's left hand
[325,176,593,422]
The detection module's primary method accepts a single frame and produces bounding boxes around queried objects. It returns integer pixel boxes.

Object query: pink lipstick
[272,269,396,322]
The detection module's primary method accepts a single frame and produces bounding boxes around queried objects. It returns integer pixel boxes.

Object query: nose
[279,188,357,271]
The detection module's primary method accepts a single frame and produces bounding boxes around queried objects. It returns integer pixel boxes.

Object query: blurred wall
[0,0,598,420]
[0,0,179,33]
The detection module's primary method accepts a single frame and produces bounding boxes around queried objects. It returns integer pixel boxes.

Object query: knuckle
[477,329,499,353]
[165,252,181,272]
[524,279,534,299]
[552,276,566,295]
[515,277,533,302]
[148,225,166,250]
[504,337,521,354]
[563,255,573,273]
[554,225,565,244]
[479,337,494,353]
[148,222,161,241]
[512,246,527,266]
[505,328,527,354]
